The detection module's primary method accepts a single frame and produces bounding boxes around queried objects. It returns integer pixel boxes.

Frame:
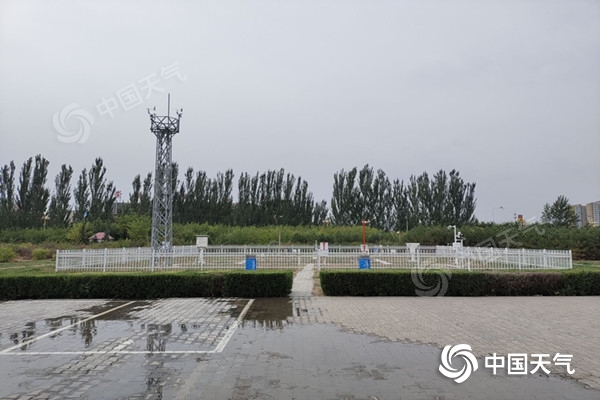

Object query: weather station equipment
[148,94,183,260]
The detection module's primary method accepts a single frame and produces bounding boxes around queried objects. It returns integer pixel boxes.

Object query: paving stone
[0,274,598,399]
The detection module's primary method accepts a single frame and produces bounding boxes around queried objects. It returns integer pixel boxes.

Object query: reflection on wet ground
[0,297,598,399]
[242,298,293,330]
[0,299,248,354]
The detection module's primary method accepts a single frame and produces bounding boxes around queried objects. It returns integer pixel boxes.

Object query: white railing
[55,244,572,272]
[319,246,572,271]
[55,245,316,272]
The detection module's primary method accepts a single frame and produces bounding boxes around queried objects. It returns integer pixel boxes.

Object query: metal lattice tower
[148,94,182,253]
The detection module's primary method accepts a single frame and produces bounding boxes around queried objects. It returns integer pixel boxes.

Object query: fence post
[103,248,107,272]
[543,249,547,269]
[467,248,471,272]
[568,250,572,269]
[55,249,59,272]
[82,248,86,268]
[151,248,155,272]
[519,249,523,270]
[417,247,420,269]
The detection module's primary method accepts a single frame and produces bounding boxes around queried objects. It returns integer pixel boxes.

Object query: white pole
[103,248,107,272]
[543,249,547,269]
[151,248,155,272]
[569,250,572,269]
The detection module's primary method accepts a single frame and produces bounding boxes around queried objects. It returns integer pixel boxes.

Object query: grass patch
[0,259,56,276]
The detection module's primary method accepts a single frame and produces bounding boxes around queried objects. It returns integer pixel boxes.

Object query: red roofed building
[88,232,114,242]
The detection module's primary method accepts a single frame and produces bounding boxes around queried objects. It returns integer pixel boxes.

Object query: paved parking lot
[0,265,598,399]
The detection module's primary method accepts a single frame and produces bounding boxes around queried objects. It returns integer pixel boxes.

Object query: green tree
[333,167,476,230]
[446,169,477,225]
[129,172,152,216]
[392,179,410,232]
[140,172,153,216]
[233,169,317,226]
[73,168,89,223]
[129,174,142,214]
[48,164,73,227]
[399,169,476,228]
[541,195,578,227]
[88,157,116,222]
[313,200,328,225]
[126,215,151,244]
[16,155,50,228]
[331,167,359,225]
[0,161,16,229]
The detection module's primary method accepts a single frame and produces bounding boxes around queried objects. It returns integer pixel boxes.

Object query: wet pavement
[0,265,598,399]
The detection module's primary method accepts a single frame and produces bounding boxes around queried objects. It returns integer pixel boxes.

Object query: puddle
[241,298,293,330]
[0,299,598,400]
[1,299,246,353]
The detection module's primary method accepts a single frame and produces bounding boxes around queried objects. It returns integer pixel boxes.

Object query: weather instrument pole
[361,220,368,252]
[148,94,183,263]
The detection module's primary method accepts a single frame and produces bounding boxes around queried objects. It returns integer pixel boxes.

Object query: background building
[573,201,600,227]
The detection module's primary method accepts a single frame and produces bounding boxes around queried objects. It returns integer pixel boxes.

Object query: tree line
[331,165,476,231]
[0,155,478,231]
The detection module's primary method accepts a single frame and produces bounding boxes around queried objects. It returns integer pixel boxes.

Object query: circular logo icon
[53,103,94,144]
[439,344,478,383]
[411,266,452,297]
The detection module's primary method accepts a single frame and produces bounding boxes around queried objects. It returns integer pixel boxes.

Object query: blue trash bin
[359,255,371,269]
[245,255,257,270]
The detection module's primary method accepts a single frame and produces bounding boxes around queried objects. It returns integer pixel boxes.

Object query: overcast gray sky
[1,0,599,223]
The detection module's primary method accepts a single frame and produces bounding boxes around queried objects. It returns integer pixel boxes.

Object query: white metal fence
[55,245,572,272]
[318,246,572,271]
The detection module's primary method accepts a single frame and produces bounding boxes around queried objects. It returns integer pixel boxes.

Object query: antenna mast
[148,94,183,261]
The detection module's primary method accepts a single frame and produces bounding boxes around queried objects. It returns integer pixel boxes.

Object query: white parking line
[0,298,255,356]
[214,298,254,353]
[3,350,216,355]
[0,301,136,354]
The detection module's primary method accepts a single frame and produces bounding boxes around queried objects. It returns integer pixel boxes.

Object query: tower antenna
[148,94,182,265]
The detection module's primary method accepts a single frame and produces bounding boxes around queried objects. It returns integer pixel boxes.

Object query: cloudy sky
[1,0,598,223]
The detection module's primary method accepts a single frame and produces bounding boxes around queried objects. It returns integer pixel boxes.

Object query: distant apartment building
[573,204,587,228]
[573,201,600,227]
[588,202,600,226]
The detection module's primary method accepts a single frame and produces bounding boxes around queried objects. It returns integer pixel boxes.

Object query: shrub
[0,270,293,300]
[319,270,600,296]
[66,222,93,244]
[16,243,34,259]
[222,271,293,297]
[0,246,17,263]
[560,269,600,296]
[32,248,53,260]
